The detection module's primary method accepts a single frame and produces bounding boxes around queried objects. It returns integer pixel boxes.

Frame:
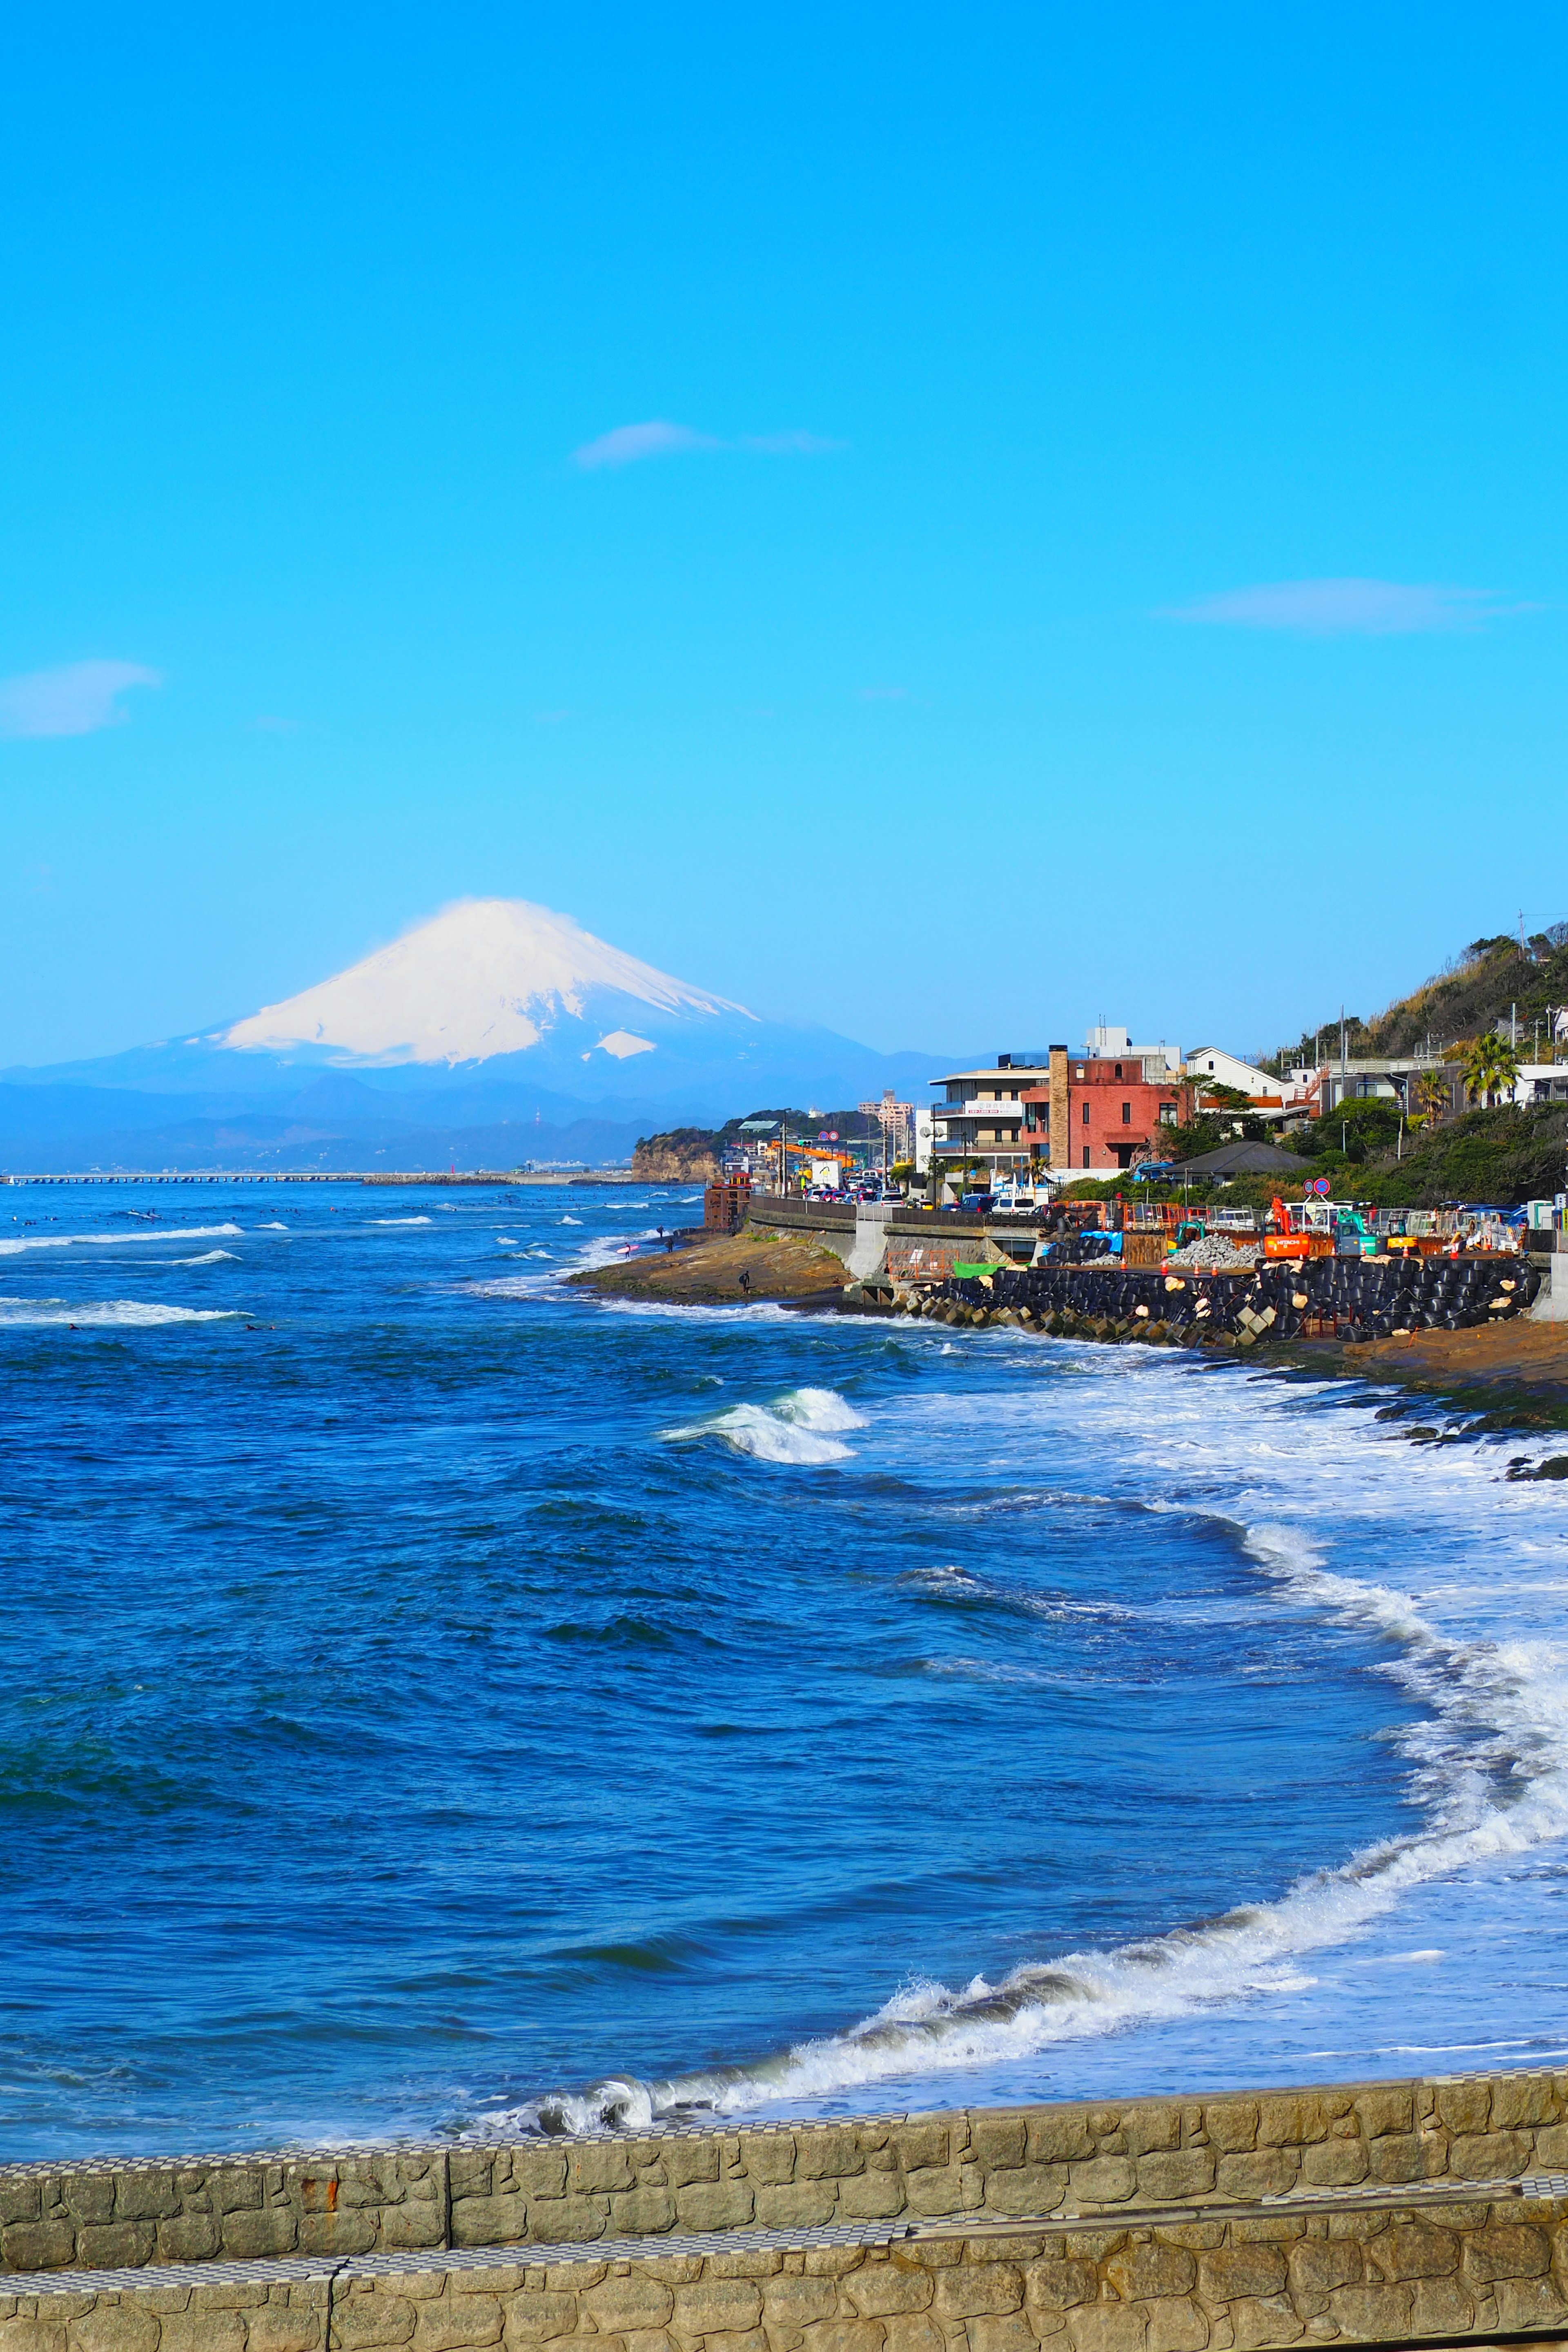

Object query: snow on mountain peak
[221,898,753,1065]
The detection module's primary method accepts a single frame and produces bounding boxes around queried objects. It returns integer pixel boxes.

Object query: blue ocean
[3,1178,1567,2158]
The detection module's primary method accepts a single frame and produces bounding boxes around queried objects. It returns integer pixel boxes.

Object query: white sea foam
[168,1250,239,1265]
[466,1232,625,1300]
[371,1216,433,1226]
[666,1386,866,1465]
[0,1223,243,1256]
[488,1358,1568,2135]
[256,1221,290,1231]
[490,1533,1568,2130]
[494,1236,520,1246]
[0,1299,243,1328]
[561,1215,583,1225]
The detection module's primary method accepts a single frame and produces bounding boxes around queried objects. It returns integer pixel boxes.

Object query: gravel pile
[1162,1234,1261,1270]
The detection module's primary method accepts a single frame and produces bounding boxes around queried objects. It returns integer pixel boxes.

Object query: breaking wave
[666,1385,866,1465]
[0,1298,244,1328]
[0,1224,243,1256]
[169,1250,239,1265]
[371,1216,432,1227]
[476,1518,1568,2135]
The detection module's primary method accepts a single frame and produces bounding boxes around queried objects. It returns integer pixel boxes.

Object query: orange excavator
[1263,1196,1339,1259]
[1262,1196,1307,1259]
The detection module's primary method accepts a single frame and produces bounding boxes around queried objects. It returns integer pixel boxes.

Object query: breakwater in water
[10,2072,1568,2351]
[922,1252,1539,1345]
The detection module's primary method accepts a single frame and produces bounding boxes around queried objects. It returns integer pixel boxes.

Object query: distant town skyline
[2,5,1565,1067]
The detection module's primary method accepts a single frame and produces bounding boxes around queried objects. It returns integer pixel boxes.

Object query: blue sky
[2,5,1565,1067]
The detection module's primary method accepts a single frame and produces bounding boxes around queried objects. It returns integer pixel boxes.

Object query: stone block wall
[7,2072,1568,2279]
[0,2277,331,2352]
[12,2196,1568,2352]
[323,2198,1568,2352]
[445,2078,1568,2253]
[0,2158,448,2278]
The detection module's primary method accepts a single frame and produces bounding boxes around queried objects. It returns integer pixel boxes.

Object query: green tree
[1462,1032,1522,1109]
[1414,1069,1450,1127]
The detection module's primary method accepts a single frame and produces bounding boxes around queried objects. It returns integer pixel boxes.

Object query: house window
[1158,1102,1175,1122]
[1114,1062,1123,1078]
[1081,1102,1089,1125]
[1082,1146,1090,1168]
[1122,1102,1131,1124]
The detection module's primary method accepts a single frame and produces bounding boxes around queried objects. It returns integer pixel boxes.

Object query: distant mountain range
[1,900,940,1172]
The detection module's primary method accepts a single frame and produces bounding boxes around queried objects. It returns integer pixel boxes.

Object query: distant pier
[0,1168,648,1187]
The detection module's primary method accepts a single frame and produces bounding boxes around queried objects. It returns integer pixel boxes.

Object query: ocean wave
[494,1236,520,1246]
[168,1250,240,1265]
[0,1299,244,1328]
[475,1512,1568,2136]
[0,1224,243,1256]
[561,1215,583,1225]
[256,1221,290,1231]
[371,1216,432,1226]
[666,1386,866,1466]
[898,1562,1127,1625]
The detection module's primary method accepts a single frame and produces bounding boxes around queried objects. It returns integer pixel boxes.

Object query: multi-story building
[928,1030,1185,1187]
[927,1055,1049,1185]
[857,1089,915,1166]
[1019,1045,1183,1176]
[1319,1059,1463,1116]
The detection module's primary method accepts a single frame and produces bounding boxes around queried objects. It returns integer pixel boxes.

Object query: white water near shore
[486,1335,1568,2137]
[6,1180,1567,2156]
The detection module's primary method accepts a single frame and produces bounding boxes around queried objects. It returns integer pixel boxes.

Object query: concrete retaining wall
[11,2074,1568,2278]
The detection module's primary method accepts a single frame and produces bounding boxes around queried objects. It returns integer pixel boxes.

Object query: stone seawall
[12,2186,1568,2352]
[9,2073,1568,2278]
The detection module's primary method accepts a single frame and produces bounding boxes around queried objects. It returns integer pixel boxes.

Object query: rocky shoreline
[565,1228,849,1305]
[568,1226,1568,1430]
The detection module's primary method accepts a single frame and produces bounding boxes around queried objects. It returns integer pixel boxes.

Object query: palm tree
[1414,1069,1450,1127]
[1462,1031,1522,1109]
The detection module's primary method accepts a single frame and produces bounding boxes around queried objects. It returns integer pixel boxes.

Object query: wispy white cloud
[571,420,843,470]
[572,421,719,470]
[738,431,846,457]
[1159,578,1525,636]
[0,659,163,737]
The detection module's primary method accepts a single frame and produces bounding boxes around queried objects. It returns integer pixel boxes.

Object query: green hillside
[1271,925,1568,1067]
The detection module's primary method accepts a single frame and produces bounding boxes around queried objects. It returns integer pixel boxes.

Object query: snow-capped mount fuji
[220,898,755,1072]
[2,900,940,1169]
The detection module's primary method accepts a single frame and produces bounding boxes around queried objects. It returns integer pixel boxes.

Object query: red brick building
[1020,1046,1184,1174]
